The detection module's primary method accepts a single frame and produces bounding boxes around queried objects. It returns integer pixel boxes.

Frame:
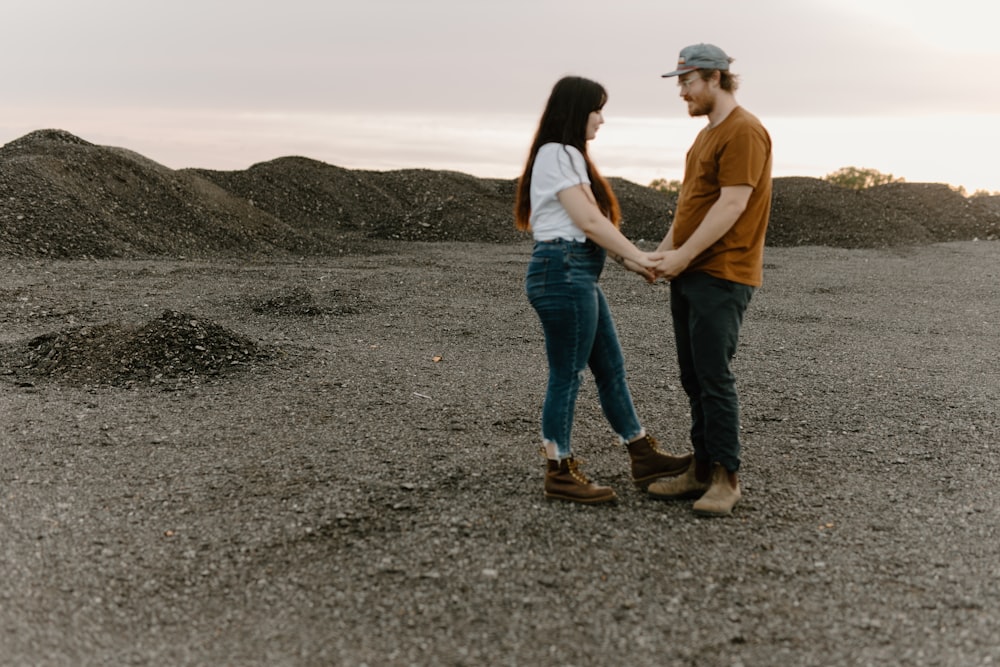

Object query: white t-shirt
[529,143,590,242]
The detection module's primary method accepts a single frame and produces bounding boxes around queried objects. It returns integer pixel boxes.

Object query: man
[648,44,772,517]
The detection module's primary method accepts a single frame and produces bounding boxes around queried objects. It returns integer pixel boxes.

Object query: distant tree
[649,178,682,196]
[945,185,1000,198]
[824,166,904,190]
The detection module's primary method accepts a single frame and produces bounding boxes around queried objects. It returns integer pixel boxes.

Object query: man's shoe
[692,464,741,517]
[544,457,617,504]
[626,435,693,489]
[647,458,710,499]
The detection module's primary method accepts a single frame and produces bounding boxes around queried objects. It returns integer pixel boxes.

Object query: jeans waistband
[536,237,593,246]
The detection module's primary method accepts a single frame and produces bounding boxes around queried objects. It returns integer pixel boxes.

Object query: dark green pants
[670,272,754,473]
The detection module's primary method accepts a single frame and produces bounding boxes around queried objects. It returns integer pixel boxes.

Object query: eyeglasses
[677,75,702,90]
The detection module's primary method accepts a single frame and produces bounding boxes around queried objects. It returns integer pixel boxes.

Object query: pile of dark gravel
[766,177,1000,248]
[246,285,363,317]
[1,128,998,259]
[18,309,270,386]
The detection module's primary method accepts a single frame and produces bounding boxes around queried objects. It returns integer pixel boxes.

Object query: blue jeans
[670,272,754,473]
[525,239,644,460]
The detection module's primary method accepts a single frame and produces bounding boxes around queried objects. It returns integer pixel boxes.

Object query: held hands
[650,249,691,282]
[621,249,692,283]
[621,252,663,284]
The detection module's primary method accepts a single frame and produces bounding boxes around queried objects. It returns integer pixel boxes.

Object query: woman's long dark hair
[514,76,621,231]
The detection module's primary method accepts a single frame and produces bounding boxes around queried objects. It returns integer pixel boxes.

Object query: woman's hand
[623,252,662,283]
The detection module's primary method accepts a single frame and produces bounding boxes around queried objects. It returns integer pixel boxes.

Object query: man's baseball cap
[661,43,732,77]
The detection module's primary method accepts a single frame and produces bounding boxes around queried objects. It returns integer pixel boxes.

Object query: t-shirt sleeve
[533,144,591,195]
[719,124,771,189]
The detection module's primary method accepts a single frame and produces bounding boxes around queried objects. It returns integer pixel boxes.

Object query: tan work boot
[626,435,693,489]
[544,457,617,504]
[692,464,741,517]
[647,457,710,499]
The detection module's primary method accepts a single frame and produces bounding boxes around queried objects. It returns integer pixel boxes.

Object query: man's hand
[652,249,692,281]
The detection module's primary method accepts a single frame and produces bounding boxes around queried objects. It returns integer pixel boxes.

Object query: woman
[514,76,690,504]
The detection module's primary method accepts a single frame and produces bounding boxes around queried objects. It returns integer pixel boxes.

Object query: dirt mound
[0,130,343,258]
[767,177,1000,248]
[17,309,270,387]
[2,129,998,258]
[245,285,363,317]
[192,161,523,243]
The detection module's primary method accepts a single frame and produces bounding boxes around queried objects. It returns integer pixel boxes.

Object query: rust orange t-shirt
[671,106,772,287]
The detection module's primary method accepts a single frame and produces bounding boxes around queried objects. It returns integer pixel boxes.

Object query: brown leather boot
[647,457,711,499]
[692,464,741,517]
[544,457,617,504]
[626,435,693,489]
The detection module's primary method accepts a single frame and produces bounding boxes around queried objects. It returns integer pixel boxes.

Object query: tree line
[649,167,997,197]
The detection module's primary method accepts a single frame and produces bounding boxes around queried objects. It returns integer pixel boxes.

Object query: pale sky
[3,0,999,192]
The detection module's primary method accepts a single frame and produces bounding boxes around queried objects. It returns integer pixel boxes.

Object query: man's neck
[707,93,738,128]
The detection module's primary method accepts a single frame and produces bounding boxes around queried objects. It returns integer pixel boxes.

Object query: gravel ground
[2,239,999,666]
[2,129,999,665]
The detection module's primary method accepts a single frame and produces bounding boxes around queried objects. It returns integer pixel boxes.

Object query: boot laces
[567,458,591,484]
[646,435,665,453]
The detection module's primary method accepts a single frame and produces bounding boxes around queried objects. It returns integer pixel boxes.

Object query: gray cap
[661,43,732,77]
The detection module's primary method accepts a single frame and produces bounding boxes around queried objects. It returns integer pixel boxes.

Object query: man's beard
[687,94,714,118]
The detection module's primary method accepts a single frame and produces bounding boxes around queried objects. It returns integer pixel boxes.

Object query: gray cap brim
[661,67,698,78]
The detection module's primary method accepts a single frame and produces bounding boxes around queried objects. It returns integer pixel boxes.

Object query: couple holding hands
[514,44,773,517]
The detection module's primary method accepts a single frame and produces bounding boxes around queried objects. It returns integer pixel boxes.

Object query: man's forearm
[656,226,675,253]
[672,186,751,261]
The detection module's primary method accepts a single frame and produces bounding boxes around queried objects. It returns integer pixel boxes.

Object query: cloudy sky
[3,0,999,192]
